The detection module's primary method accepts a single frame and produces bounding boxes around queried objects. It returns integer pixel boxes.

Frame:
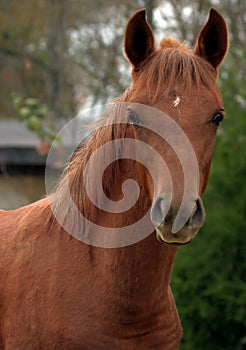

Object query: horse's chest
[45,306,182,350]
[2,300,181,349]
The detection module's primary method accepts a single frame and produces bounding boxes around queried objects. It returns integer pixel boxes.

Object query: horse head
[123,9,228,245]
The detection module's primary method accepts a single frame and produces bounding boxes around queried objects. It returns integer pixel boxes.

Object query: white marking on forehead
[173,96,181,107]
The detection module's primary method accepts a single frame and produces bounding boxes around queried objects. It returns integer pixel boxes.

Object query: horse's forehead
[165,83,222,103]
[153,89,223,120]
[173,96,181,107]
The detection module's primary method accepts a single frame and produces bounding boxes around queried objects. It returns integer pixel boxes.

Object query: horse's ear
[194,9,228,69]
[124,9,155,69]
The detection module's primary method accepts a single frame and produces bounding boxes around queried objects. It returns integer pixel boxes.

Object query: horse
[0,8,228,350]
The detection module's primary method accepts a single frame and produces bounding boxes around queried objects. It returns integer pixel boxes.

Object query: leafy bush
[12,94,57,143]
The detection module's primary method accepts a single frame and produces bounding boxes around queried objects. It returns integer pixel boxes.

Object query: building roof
[0,120,46,167]
[0,119,78,168]
[0,119,40,147]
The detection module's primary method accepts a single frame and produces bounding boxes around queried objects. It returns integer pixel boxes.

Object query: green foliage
[12,94,57,143]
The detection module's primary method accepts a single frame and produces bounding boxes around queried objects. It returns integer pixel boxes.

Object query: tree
[0,0,159,122]
[0,0,75,119]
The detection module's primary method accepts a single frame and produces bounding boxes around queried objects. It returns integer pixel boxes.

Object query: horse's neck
[83,162,177,306]
[65,122,177,307]
[95,238,177,303]
[81,237,178,332]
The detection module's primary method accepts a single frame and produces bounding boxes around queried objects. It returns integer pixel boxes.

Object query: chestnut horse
[0,9,228,350]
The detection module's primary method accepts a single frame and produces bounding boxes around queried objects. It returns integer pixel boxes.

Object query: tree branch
[0,45,54,73]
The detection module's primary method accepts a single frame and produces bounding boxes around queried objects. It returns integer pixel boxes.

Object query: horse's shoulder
[0,198,52,247]
[0,198,52,268]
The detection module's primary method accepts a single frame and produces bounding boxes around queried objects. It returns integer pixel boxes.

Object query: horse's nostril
[150,196,171,228]
[151,196,205,232]
[188,198,205,229]
[150,197,165,227]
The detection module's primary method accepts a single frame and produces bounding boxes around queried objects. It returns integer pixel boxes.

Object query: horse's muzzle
[150,197,206,245]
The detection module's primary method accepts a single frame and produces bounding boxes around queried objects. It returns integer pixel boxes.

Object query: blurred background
[0,0,245,348]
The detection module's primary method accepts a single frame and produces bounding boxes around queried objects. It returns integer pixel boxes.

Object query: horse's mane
[129,38,217,103]
[48,104,131,228]
[48,38,218,228]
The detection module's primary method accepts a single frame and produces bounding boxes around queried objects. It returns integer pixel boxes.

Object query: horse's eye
[128,110,141,125]
[212,112,224,126]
